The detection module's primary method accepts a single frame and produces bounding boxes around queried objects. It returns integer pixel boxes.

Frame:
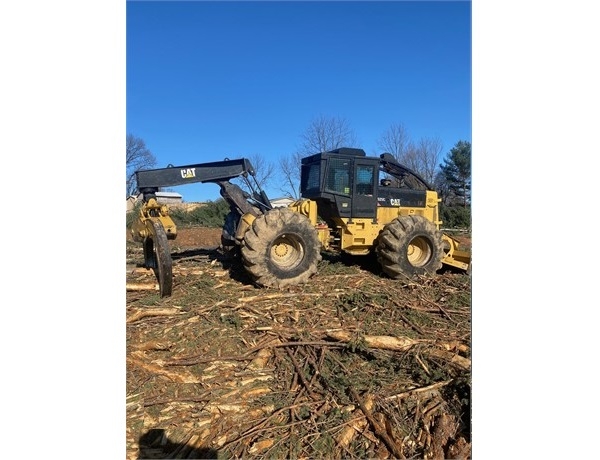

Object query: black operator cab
[300,148,379,221]
[300,148,433,224]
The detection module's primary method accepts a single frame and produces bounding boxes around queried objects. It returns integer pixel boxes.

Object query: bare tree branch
[233,153,275,196]
[279,152,303,199]
[377,124,443,187]
[299,115,357,155]
[126,134,157,197]
[415,136,444,185]
[377,122,411,159]
[247,153,275,190]
[279,116,357,198]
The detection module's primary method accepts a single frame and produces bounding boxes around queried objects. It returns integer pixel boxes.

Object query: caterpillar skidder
[131,148,471,297]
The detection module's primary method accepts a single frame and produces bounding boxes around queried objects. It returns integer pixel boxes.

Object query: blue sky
[127,0,471,202]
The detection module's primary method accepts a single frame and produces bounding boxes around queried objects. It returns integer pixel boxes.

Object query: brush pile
[126,232,471,459]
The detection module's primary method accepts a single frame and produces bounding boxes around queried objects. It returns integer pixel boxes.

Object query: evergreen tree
[439,141,471,207]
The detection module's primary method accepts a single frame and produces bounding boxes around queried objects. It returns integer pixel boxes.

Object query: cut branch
[348,387,405,459]
[285,346,317,400]
[127,307,182,323]
[126,282,159,292]
[326,330,427,351]
[336,394,373,448]
[425,349,471,371]
[384,380,453,401]
[127,357,202,383]
[237,293,321,303]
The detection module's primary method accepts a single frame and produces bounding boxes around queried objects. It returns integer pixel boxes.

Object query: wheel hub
[407,236,433,267]
[270,234,304,269]
[273,242,290,258]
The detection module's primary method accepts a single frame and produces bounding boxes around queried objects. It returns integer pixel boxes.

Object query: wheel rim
[406,235,433,267]
[270,234,304,269]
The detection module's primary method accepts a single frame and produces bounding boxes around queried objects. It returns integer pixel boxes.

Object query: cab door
[351,161,378,220]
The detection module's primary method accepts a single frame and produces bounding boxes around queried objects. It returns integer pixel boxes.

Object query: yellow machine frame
[288,190,470,269]
[130,197,177,243]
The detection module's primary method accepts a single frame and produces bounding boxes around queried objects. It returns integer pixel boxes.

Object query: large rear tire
[376,215,444,279]
[241,208,321,288]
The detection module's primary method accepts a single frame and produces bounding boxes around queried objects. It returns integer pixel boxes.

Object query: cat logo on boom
[180,168,196,179]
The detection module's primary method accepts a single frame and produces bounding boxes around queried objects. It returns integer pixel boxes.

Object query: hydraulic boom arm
[135,158,272,214]
[135,158,256,190]
[379,153,433,191]
[131,157,273,297]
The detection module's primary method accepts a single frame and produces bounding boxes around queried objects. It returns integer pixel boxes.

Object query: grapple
[131,197,176,297]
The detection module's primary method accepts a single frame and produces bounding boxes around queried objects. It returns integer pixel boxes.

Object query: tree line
[126,116,471,227]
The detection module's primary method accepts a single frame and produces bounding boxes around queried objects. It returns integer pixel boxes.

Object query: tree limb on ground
[348,387,405,459]
[336,394,374,448]
[126,357,202,383]
[426,348,471,371]
[127,307,182,323]
[326,331,470,371]
[326,330,427,351]
[384,380,453,402]
[126,282,158,292]
[237,292,322,303]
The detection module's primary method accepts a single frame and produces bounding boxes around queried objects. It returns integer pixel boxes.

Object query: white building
[270,197,295,208]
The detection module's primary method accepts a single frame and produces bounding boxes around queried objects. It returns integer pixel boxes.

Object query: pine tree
[439,141,471,207]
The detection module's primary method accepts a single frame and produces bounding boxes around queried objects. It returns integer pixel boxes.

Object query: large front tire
[376,215,444,279]
[241,208,321,288]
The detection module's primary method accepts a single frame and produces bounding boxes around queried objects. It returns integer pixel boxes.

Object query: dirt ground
[126,226,472,459]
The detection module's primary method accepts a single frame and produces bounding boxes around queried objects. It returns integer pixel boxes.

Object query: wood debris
[126,229,471,459]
